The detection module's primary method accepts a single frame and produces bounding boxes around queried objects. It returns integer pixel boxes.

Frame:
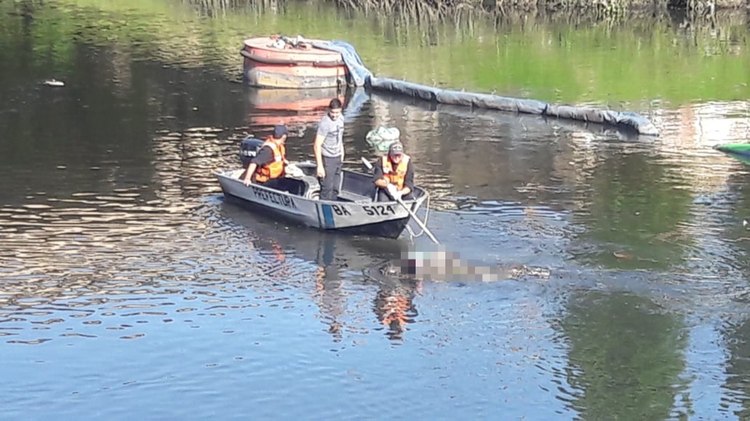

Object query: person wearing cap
[372,142,414,202]
[314,98,345,200]
[242,124,289,187]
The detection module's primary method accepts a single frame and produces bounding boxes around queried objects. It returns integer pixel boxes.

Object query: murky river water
[1,1,750,419]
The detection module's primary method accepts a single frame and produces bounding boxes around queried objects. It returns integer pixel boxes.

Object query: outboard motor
[239,136,264,167]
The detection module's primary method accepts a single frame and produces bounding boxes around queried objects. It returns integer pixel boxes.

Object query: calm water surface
[1,1,750,419]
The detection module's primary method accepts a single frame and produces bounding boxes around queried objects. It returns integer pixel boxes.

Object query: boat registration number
[329,204,351,216]
[363,204,395,216]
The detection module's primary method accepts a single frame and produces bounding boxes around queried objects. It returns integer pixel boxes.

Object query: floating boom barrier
[313,40,659,136]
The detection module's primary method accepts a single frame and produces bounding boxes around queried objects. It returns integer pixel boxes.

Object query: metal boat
[215,161,429,239]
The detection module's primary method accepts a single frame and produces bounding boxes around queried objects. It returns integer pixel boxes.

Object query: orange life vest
[381,154,410,189]
[255,138,285,183]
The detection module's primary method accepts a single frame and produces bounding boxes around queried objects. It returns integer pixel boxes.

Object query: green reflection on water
[574,152,694,270]
[561,291,687,420]
[1,0,747,106]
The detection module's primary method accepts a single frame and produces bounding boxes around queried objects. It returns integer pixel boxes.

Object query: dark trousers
[320,155,343,200]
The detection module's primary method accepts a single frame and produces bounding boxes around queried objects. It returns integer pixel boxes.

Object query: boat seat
[337,191,373,204]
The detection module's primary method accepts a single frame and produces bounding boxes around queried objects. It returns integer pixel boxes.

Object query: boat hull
[715,143,750,157]
[241,37,348,89]
[223,193,411,239]
[215,166,427,239]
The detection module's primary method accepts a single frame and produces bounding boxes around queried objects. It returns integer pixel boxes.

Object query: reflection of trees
[185,0,282,15]
[330,0,747,24]
[724,169,750,268]
[561,291,687,420]
[720,169,750,418]
[723,319,750,419]
[364,96,579,208]
[5,0,748,106]
[574,151,693,270]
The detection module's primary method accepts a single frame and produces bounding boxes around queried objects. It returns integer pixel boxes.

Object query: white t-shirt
[316,114,344,157]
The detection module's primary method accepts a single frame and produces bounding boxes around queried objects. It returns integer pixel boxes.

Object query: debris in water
[613,251,633,260]
[186,127,224,133]
[43,79,65,87]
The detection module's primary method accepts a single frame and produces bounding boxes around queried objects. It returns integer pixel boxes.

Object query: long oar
[361,157,440,245]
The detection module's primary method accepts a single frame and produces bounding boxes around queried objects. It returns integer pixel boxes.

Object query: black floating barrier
[313,40,659,136]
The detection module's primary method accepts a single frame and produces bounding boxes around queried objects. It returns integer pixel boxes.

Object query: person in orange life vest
[242,125,289,187]
[372,142,414,202]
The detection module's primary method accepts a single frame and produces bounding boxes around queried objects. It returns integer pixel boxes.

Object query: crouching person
[372,142,414,202]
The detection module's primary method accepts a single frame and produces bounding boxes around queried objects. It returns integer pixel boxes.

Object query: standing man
[372,142,414,202]
[314,98,344,201]
[242,124,289,187]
